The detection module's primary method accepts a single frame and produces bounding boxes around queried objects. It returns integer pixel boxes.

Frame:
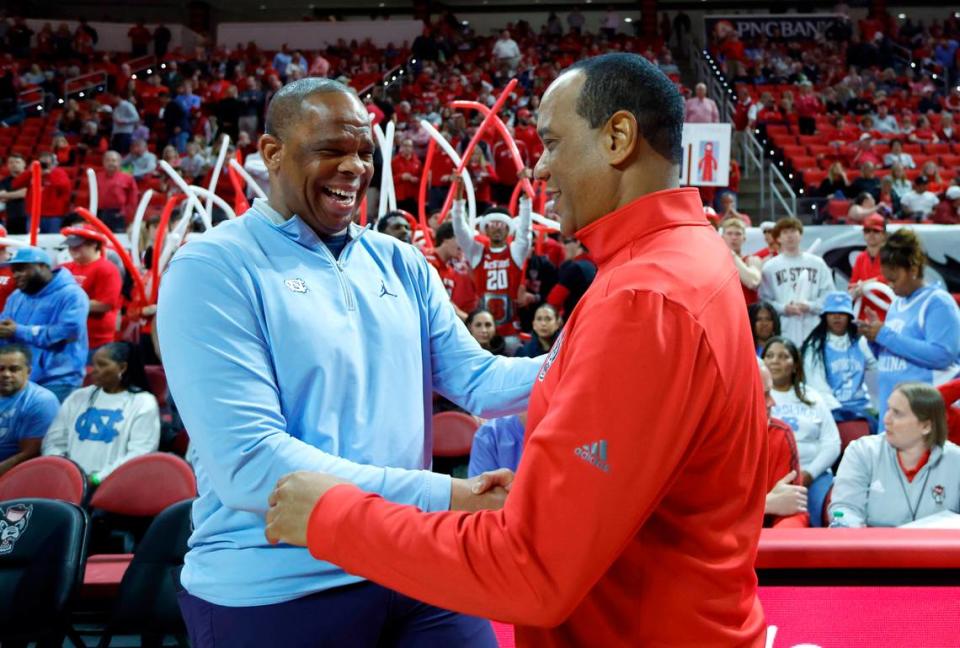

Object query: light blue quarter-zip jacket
[157,199,540,606]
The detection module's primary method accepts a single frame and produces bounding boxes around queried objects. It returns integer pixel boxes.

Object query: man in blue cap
[0,246,89,402]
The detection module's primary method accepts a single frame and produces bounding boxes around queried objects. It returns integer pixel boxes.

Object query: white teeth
[325,187,356,202]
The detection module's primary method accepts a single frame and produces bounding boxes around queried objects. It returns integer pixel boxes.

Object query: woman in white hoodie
[764,336,841,526]
[42,342,160,485]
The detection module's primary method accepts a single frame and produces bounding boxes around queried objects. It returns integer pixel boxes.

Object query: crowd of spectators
[0,9,958,541]
[712,8,960,224]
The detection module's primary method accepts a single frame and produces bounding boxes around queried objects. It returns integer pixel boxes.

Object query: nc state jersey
[474,245,523,336]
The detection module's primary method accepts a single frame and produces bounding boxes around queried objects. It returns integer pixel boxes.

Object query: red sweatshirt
[938,379,960,446]
[307,188,768,647]
[850,249,888,322]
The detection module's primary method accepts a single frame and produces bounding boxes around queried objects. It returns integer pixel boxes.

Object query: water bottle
[829,510,848,528]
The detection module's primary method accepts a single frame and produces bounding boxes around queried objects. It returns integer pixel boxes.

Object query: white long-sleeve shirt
[759,251,835,347]
[41,385,160,479]
[770,386,841,480]
[452,196,532,270]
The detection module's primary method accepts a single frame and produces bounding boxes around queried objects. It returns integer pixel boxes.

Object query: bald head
[264,77,363,141]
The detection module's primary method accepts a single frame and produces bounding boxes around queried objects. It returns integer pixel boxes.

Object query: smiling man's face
[262,91,375,236]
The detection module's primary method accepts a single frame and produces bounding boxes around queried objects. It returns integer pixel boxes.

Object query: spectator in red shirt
[491,128,528,205]
[128,21,152,57]
[60,225,122,354]
[795,81,822,135]
[95,151,139,232]
[391,138,422,214]
[424,221,477,319]
[467,148,496,210]
[932,185,960,224]
[13,152,72,234]
[513,108,542,163]
[848,214,889,322]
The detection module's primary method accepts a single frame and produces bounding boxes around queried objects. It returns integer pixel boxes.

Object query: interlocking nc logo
[284,278,309,294]
[575,440,610,473]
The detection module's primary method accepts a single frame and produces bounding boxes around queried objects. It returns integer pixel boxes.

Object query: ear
[259,134,283,172]
[601,110,639,167]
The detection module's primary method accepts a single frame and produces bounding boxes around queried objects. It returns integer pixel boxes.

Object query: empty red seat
[0,456,87,505]
[826,198,851,222]
[837,420,870,453]
[432,412,480,458]
[782,144,807,159]
[791,155,817,171]
[89,453,196,517]
[803,169,828,188]
[925,142,950,155]
[144,365,167,408]
[902,143,923,154]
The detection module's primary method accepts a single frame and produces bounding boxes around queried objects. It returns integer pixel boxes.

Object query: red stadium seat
[432,412,479,458]
[925,143,950,155]
[826,198,851,222]
[0,456,87,505]
[837,420,870,453]
[89,453,196,517]
[782,144,807,159]
[144,365,168,408]
[902,143,923,154]
[792,156,817,171]
[803,169,828,188]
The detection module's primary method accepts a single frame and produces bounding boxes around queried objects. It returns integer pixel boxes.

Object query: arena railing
[359,64,404,102]
[63,71,108,102]
[694,47,799,219]
[18,87,46,113]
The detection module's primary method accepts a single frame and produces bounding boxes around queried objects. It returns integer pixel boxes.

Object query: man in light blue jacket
[158,78,540,647]
[0,247,89,403]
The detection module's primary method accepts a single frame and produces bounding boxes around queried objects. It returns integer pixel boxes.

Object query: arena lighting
[78,91,85,97]
[98,86,104,91]
[789,173,794,179]
[161,63,166,69]
[897,13,906,19]
[131,74,137,80]
[932,74,939,80]
[36,105,42,111]
[779,161,784,167]
[58,98,64,104]
[911,62,916,68]
[624,17,633,23]
[799,188,805,194]
[412,58,417,64]
[147,68,152,74]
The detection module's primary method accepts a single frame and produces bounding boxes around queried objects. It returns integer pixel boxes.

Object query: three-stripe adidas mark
[574,440,610,473]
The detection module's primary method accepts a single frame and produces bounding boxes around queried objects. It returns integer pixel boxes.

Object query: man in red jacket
[266,54,768,647]
[13,152,71,234]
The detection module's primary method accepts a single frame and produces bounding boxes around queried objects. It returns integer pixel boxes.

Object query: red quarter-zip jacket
[308,187,768,647]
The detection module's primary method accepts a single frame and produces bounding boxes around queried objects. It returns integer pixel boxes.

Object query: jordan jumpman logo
[379,280,397,298]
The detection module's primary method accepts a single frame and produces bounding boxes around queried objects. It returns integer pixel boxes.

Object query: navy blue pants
[177,582,497,648]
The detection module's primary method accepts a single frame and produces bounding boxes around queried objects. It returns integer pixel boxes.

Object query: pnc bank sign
[705,14,847,42]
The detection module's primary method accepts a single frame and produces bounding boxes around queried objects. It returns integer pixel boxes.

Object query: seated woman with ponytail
[802,291,878,431]
[41,342,161,485]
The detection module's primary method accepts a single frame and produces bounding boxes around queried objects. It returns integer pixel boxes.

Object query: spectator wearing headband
[452,184,532,347]
[753,220,779,259]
